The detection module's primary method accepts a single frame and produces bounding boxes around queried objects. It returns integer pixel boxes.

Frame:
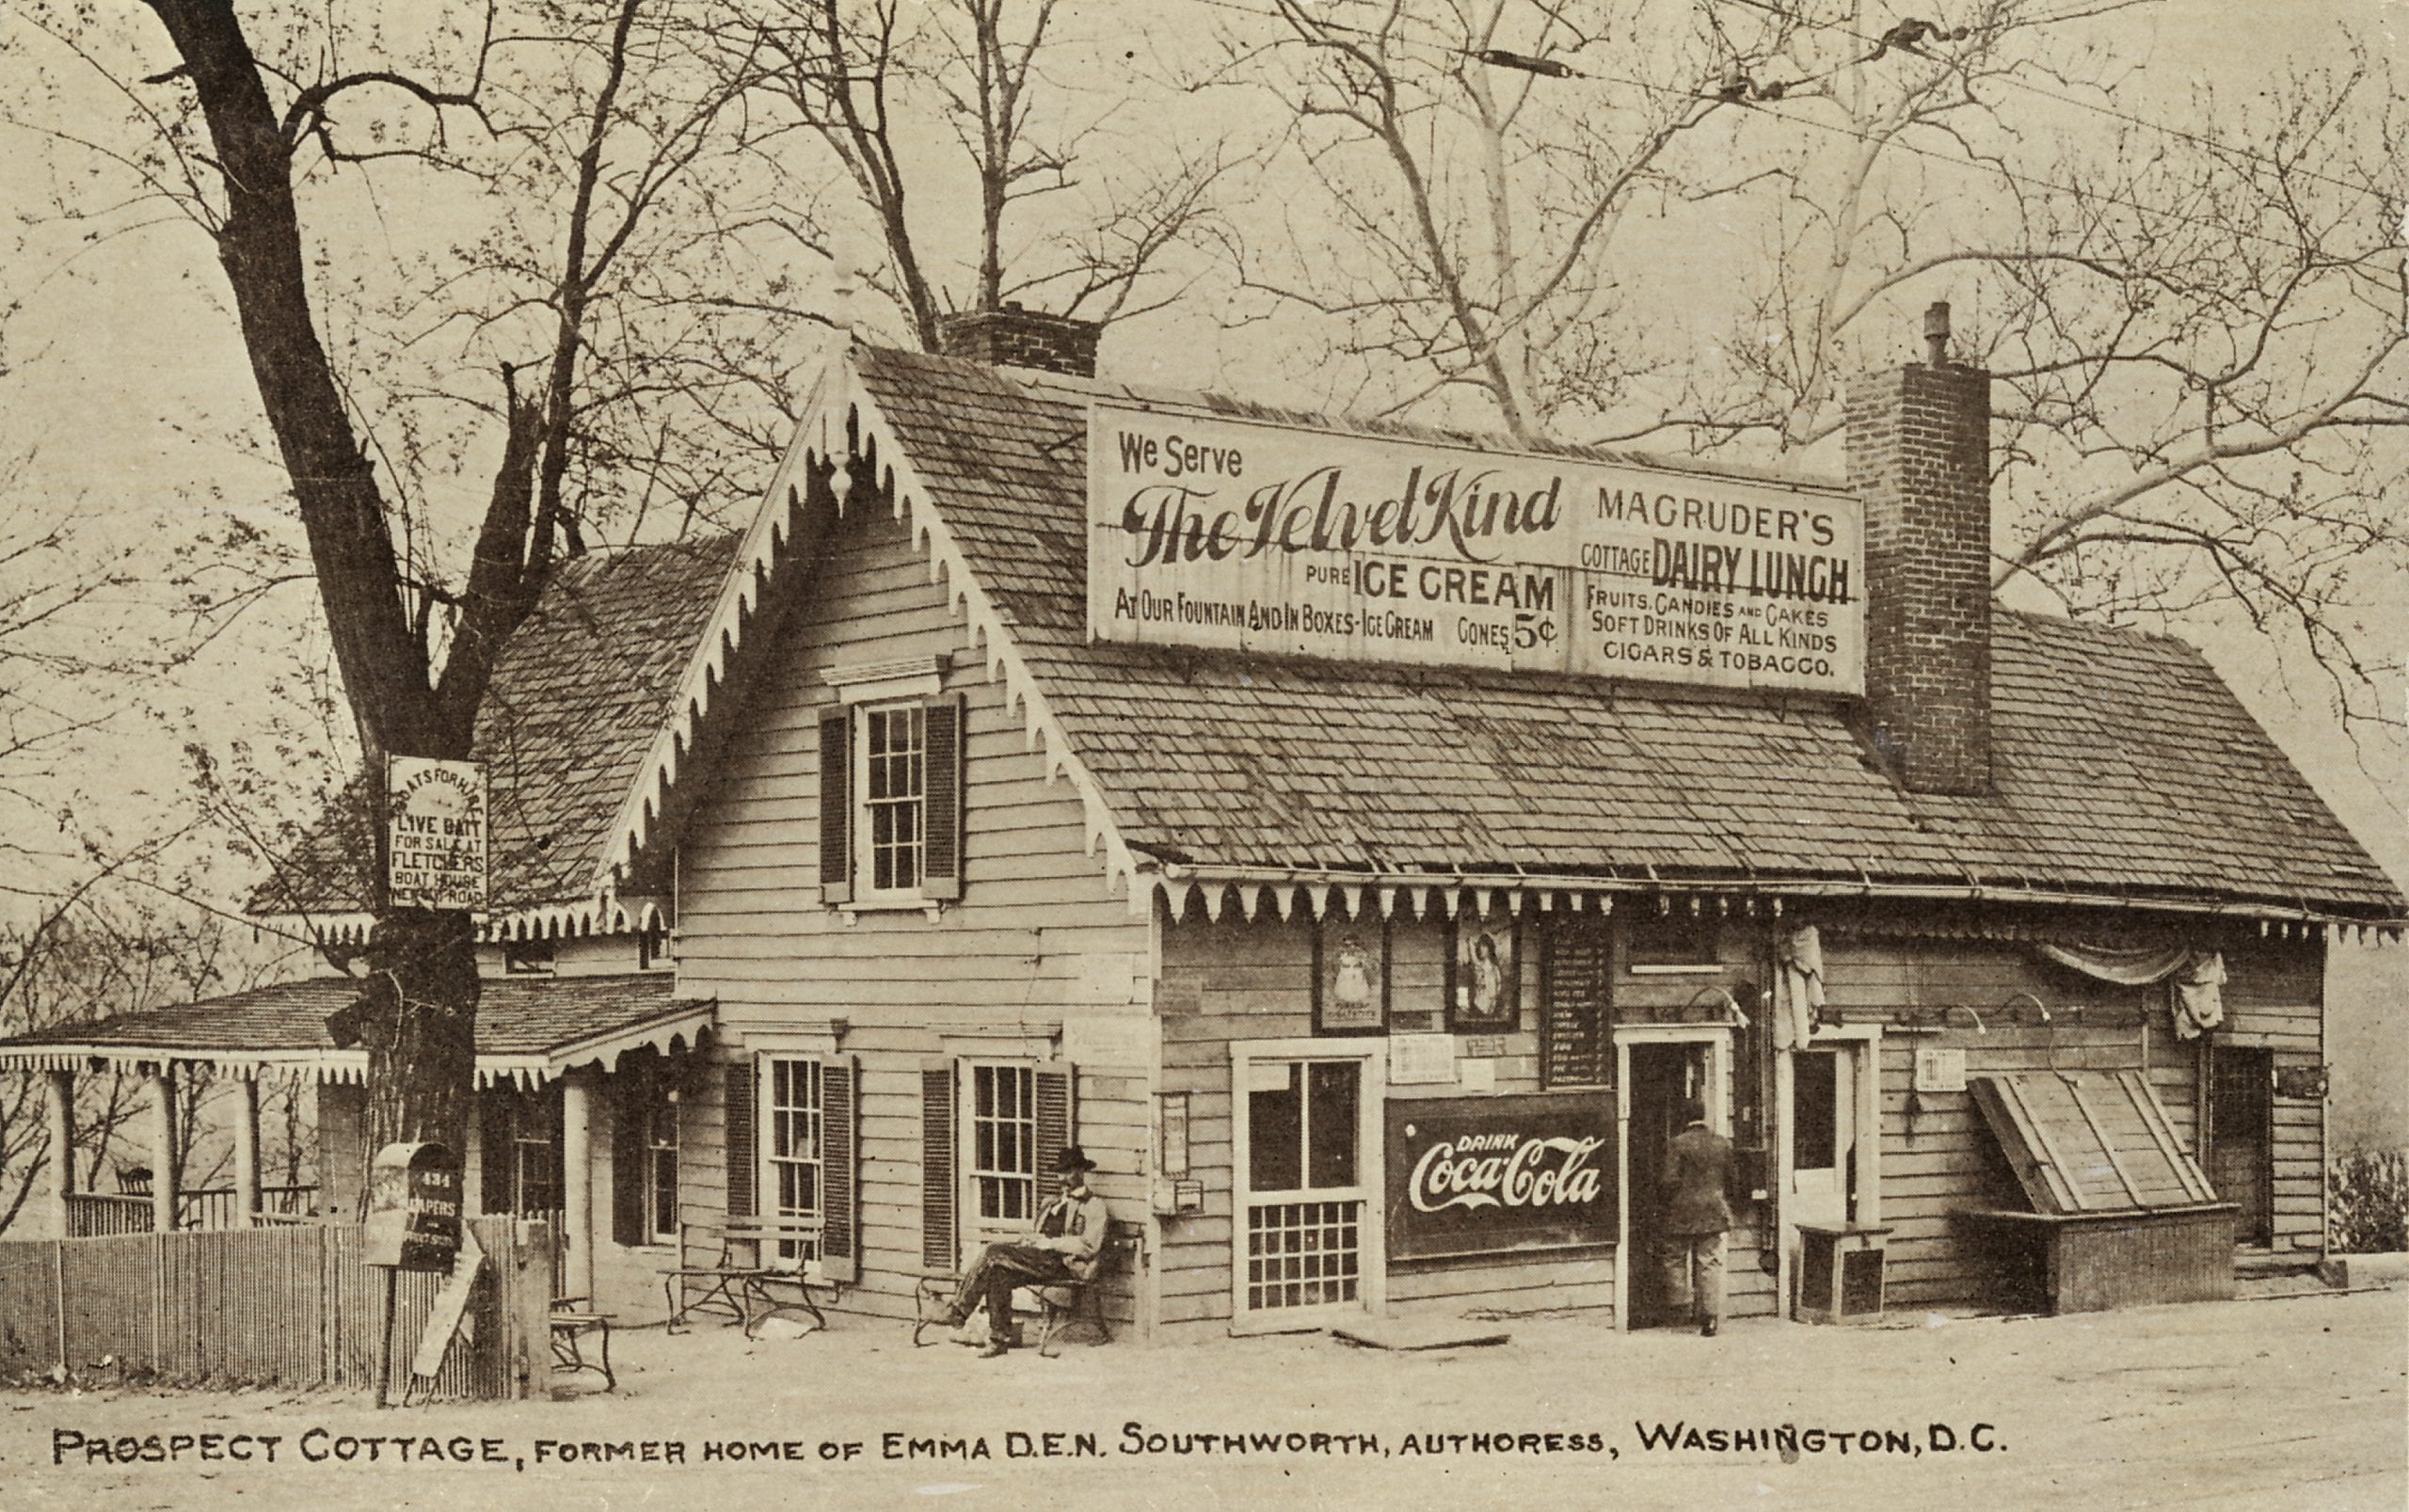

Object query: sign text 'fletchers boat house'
[12,302,2398,1349]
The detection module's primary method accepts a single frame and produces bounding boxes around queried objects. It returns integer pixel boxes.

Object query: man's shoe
[1700,1319,1719,1338]
[976,1340,1010,1359]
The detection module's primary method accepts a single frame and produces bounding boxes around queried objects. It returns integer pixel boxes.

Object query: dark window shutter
[921,1061,956,1271]
[819,707,854,903]
[822,1057,860,1282]
[921,694,965,900]
[479,1091,511,1216]
[610,1073,645,1249]
[1033,1061,1077,1211]
[725,1060,757,1218]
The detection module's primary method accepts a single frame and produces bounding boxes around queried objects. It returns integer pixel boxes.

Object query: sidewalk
[6,1285,2402,1509]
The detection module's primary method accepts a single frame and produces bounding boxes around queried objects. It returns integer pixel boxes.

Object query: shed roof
[0,975,710,1087]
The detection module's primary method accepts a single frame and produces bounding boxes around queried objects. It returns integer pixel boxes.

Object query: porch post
[561,1066,596,1300]
[231,1074,262,1226]
[146,1066,179,1233]
[42,1069,73,1238]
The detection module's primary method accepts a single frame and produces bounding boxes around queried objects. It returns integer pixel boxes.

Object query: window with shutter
[822,1057,860,1282]
[818,707,853,903]
[921,1062,957,1270]
[1032,1063,1076,1211]
[610,1081,645,1248]
[921,695,965,899]
[724,1060,757,1218]
[820,693,967,907]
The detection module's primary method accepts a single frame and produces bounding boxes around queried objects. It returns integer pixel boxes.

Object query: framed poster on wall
[1312,915,1391,1035]
[1445,914,1522,1031]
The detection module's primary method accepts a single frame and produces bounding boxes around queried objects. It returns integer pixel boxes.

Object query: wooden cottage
[11,309,2401,1339]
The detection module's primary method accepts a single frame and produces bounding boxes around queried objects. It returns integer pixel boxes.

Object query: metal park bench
[549,1297,614,1391]
[661,1217,828,1339]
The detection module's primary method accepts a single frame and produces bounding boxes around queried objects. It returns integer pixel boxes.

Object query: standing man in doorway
[1661,1099,1736,1336]
[930,1147,1109,1358]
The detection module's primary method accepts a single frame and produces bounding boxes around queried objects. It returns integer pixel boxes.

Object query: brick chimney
[937,302,1101,378]
[1846,302,1993,796]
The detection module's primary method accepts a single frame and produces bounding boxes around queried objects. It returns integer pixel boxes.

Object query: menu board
[1541,915,1614,1089]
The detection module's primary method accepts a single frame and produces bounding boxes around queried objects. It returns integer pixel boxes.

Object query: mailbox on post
[364,1140,462,1272]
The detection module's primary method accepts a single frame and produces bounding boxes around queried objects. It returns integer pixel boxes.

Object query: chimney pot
[1922,300,1952,366]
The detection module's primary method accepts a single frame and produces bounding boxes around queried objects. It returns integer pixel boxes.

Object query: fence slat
[0,1221,534,1397]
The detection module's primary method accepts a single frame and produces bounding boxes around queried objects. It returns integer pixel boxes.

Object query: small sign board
[364,1140,463,1272]
[1914,1048,1968,1093]
[1389,1032,1459,1086]
[386,756,488,912]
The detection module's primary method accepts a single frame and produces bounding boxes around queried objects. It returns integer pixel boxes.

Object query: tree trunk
[358,912,480,1165]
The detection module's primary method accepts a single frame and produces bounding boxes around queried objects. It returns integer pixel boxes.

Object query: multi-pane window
[764,1057,823,1260]
[1247,1060,1360,1193]
[969,1064,1036,1222]
[492,1085,564,1215]
[861,704,926,893]
[643,1085,679,1242]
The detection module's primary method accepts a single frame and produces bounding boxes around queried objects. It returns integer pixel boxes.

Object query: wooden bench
[911,1222,1140,1357]
[661,1218,828,1338]
[1028,1224,1141,1357]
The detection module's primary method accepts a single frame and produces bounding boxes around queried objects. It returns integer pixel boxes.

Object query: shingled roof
[839,344,2402,921]
[251,340,2405,931]
[0,975,710,1086]
[256,534,742,926]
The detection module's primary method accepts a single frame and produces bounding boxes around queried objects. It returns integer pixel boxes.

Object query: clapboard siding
[1150,911,1797,1334]
[672,501,1151,1327]
[1817,932,2325,1307]
[2222,939,2326,1252]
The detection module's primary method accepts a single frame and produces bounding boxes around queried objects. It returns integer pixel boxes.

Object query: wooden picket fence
[0,1216,553,1399]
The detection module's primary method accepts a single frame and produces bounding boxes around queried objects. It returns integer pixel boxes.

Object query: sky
[0,0,2401,930]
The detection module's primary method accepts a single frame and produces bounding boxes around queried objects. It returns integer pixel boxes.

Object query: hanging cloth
[2033,942,2226,1041]
[1775,925,1825,1051]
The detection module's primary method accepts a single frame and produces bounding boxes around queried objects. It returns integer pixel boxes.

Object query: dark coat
[1661,1122,1736,1235]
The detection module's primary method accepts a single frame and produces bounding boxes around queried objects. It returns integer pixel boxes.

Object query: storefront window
[1248,1060,1359,1192]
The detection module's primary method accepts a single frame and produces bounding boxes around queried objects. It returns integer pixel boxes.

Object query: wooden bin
[1794,1221,1892,1325]
[1956,1203,2236,1314]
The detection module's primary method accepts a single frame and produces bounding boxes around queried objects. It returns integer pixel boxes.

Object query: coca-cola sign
[1385,1093,1619,1261]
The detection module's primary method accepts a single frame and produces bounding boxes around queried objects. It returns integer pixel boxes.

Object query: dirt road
[6,1285,2401,1509]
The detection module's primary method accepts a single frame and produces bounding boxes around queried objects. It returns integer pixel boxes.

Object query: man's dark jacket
[1662,1122,1736,1235]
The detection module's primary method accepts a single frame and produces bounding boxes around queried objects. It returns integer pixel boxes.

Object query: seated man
[937,1146,1108,1358]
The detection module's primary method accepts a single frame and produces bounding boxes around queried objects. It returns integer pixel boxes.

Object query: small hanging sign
[387,756,488,913]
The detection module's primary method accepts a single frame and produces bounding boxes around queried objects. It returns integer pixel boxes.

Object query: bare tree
[1222,0,2406,736]
[3,0,778,1163]
[721,0,1230,347]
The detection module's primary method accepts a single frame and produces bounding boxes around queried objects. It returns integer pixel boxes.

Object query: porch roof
[0,974,712,1088]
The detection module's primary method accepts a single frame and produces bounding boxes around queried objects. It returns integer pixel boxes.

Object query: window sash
[761,1057,824,1261]
[860,704,927,895]
[643,1090,678,1241]
[968,1063,1037,1223]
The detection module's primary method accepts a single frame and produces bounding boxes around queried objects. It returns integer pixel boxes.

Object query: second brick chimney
[938,302,1102,378]
[1846,303,1994,796]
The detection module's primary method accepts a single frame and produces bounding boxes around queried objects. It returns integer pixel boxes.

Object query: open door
[1777,1029,1881,1316]
[1617,1027,1730,1330]
[2208,1046,2273,1248]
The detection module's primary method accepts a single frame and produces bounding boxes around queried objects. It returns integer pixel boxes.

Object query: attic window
[503,939,557,975]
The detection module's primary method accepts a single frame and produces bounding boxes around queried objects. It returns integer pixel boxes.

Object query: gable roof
[0,974,710,1088]
[256,534,742,933]
[254,338,2407,934]
[837,343,2401,924]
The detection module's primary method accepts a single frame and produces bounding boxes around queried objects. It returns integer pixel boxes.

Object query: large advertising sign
[1385,1092,1618,1261]
[1087,402,1865,694]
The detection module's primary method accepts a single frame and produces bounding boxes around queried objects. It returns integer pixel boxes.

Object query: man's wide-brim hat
[1052,1146,1097,1175]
